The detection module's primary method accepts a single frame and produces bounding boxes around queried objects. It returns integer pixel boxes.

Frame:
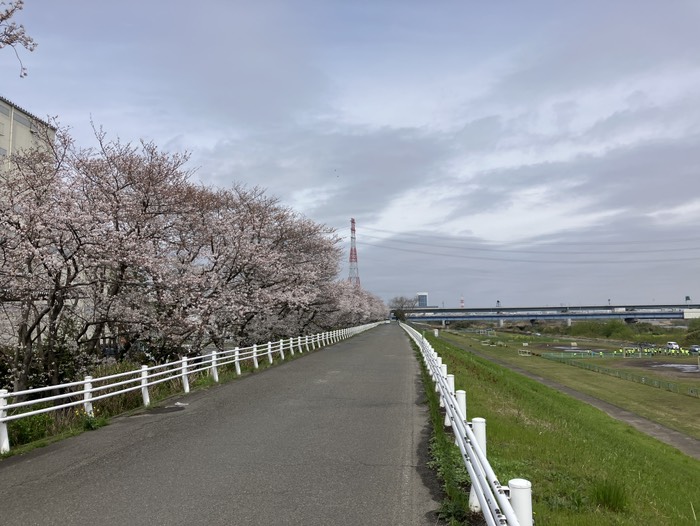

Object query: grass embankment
[421,333,700,525]
[440,331,700,440]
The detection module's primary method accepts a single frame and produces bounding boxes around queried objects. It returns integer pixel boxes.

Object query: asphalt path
[1,323,442,526]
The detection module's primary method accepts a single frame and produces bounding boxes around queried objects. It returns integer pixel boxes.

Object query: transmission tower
[348,217,361,287]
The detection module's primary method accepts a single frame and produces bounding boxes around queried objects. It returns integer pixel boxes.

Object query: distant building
[0,96,55,163]
[416,292,429,308]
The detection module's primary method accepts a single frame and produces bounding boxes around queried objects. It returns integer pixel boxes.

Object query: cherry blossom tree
[1,125,387,391]
[0,127,86,390]
[1,0,36,77]
[68,131,195,359]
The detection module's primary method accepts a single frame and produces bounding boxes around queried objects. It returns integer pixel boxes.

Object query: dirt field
[616,358,700,380]
[529,340,700,384]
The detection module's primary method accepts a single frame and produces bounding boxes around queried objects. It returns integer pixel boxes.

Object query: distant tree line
[388,296,417,322]
[0,126,386,392]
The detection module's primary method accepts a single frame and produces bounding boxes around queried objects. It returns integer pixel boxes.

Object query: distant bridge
[403,304,700,325]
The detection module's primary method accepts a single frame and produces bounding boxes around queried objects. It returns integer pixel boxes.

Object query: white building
[0,95,55,162]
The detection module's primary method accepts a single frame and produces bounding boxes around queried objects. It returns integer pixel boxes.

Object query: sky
[3,1,700,309]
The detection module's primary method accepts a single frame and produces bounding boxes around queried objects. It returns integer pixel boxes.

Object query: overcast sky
[4,1,700,308]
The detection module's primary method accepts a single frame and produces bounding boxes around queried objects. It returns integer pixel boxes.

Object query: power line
[356,240,700,264]
[359,225,700,247]
[359,233,700,256]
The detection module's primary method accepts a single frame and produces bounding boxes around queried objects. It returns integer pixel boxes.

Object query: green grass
[420,332,700,525]
[439,330,700,440]
[416,348,475,525]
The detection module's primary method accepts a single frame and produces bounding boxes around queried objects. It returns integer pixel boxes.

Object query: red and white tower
[348,217,361,287]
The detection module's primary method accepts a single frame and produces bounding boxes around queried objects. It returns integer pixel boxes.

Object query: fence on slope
[400,322,533,526]
[0,322,384,454]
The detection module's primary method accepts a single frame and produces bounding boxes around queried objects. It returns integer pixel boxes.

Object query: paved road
[1,323,442,526]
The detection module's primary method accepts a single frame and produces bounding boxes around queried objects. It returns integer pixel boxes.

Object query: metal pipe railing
[400,322,533,526]
[0,321,385,454]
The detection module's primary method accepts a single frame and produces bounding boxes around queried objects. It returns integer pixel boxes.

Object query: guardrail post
[1,389,10,453]
[439,364,448,406]
[456,390,467,422]
[472,417,486,454]
[305,335,310,352]
[267,342,273,364]
[211,350,219,383]
[83,376,94,417]
[279,339,285,360]
[141,365,150,407]
[182,357,190,393]
[469,417,487,512]
[508,478,533,526]
[297,336,303,353]
[252,344,259,369]
[444,374,455,427]
[234,347,241,376]
[288,337,295,356]
[434,357,442,390]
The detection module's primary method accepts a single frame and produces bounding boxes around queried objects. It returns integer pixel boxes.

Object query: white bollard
[181,357,190,393]
[444,374,455,427]
[211,350,219,383]
[455,390,467,446]
[234,347,241,376]
[509,479,533,526]
[469,417,487,512]
[439,364,448,408]
[83,376,94,417]
[140,365,150,407]
[252,344,259,369]
[0,389,10,453]
[472,417,486,455]
[267,342,273,364]
[435,358,443,391]
[456,390,467,422]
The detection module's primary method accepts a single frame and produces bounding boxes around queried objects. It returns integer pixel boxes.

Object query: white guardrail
[0,322,383,454]
[400,323,533,526]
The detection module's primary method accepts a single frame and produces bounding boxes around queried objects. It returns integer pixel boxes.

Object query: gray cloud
[3,0,700,307]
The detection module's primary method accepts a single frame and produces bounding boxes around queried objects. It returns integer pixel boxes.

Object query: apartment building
[0,95,55,159]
